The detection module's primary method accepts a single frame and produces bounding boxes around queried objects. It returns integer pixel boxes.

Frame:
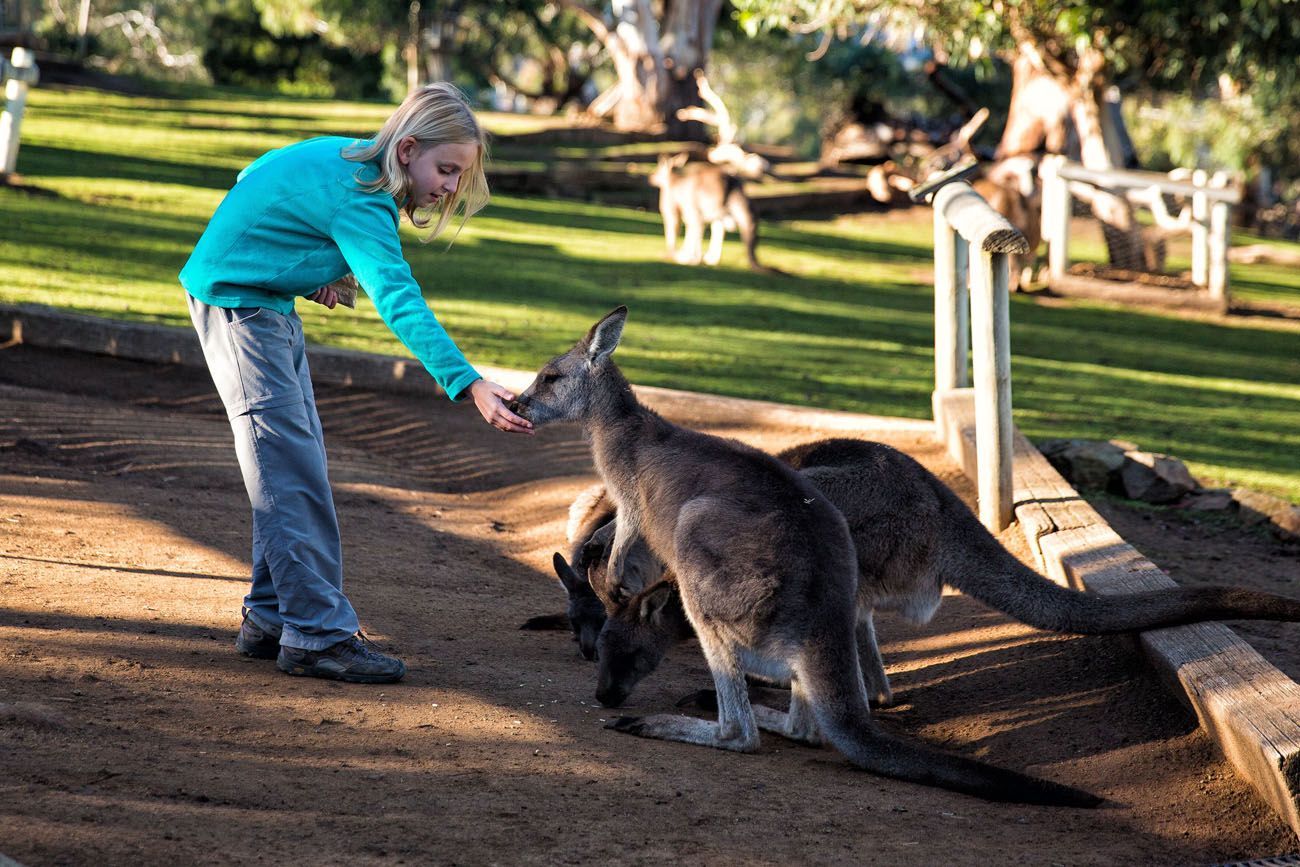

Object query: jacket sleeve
[328,195,482,401]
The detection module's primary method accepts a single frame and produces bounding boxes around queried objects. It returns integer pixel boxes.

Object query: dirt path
[1,343,1297,865]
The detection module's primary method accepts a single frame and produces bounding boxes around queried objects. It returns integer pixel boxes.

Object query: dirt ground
[2,342,1299,866]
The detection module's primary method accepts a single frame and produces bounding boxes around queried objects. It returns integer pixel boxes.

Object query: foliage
[4,84,1300,502]
[202,7,384,99]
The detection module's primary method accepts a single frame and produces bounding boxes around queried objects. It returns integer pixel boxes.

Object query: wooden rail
[1039,155,1240,304]
[925,180,1027,533]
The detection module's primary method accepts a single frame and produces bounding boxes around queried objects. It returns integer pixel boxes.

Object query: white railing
[0,46,38,177]
[924,179,1027,533]
[1039,155,1241,303]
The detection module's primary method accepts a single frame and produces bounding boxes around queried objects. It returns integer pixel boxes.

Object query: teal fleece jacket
[180,136,481,401]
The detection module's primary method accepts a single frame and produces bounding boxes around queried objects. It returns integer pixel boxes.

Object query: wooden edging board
[937,386,1300,838]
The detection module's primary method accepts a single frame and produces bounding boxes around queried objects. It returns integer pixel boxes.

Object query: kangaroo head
[594,581,691,708]
[649,152,689,189]
[552,552,606,661]
[511,306,627,428]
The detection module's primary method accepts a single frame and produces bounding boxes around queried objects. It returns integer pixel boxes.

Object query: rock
[1070,441,1128,490]
[1035,438,1126,490]
[1182,489,1235,511]
[1120,451,1199,504]
[1232,489,1300,541]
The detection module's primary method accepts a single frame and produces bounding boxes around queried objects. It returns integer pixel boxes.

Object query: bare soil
[2,343,1298,866]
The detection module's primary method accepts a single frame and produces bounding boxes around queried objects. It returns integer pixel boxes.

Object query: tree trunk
[997,45,1148,270]
[565,0,720,135]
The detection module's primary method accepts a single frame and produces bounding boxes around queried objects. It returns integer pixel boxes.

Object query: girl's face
[397,137,478,208]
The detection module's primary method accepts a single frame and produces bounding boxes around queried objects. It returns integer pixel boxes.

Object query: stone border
[938,387,1300,839]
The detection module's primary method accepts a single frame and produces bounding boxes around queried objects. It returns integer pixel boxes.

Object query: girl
[181,83,531,684]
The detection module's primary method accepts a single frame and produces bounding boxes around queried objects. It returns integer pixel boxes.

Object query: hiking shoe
[276,634,407,684]
[235,610,281,660]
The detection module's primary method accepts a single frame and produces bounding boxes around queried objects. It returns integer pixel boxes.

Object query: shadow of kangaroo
[511,305,1106,807]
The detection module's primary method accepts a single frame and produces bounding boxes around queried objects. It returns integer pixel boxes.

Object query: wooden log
[969,250,1014,532]
[932,181,1029,254]
[1050,272,1228,313]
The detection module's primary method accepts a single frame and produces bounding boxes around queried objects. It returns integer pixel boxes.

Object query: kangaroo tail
[942,501,1300,633]
[800,657,1100,807]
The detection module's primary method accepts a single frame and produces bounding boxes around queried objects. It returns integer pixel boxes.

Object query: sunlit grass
[2,83,1299,502]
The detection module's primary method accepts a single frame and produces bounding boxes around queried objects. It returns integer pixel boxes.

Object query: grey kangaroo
[511,306,1104,807]
[547,434,1300,712]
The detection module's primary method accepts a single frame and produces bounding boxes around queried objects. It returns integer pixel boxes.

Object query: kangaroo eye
[539,373,561,385]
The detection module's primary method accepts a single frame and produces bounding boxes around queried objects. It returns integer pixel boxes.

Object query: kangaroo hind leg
[857,610,894,708]
[607,620,760,753]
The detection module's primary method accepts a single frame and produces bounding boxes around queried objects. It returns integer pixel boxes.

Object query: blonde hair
[344,82,490,242]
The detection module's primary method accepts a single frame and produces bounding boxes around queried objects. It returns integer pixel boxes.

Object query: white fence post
[1191,169,1209,287]
[970,249,1014,532]
[1,47,39,177]
[932,208,969,428]
[1208,171,1232,304]
[1039,155,1071,284]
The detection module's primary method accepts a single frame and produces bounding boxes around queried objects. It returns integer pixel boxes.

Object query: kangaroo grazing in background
[649,153,776,273]
[543,436,1300,710]
[511,306,1104,807]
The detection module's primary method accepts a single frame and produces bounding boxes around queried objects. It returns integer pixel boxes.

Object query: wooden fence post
[1039,155,1071,284]
[1208,171,1231,303]
[932,208,969,427]
[969,250,1014,532]
[1,47,39,177]
[1191,169,1209,287]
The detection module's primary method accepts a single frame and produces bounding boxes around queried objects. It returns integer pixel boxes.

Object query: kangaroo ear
[553,552,588,596]
[638,583,677,628]
[586,306,627,364]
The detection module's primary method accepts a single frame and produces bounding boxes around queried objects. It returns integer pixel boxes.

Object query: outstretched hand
[469,379,534,435]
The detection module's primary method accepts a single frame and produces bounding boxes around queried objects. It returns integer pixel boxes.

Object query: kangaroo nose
[595,686,626,708]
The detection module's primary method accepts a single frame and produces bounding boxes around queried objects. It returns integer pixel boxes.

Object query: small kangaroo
[649,154,775,273]
[512,306,1102,807]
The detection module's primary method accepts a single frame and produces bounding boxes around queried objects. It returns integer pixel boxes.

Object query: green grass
[4,84,1300,503]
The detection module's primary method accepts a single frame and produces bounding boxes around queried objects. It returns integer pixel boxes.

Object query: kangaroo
[511,306,1102,807]
[564,436,1300,712]
[520,484,656,660]
[649,154,775,273]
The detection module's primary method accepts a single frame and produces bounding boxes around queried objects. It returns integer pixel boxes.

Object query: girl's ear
[396,135,418,167]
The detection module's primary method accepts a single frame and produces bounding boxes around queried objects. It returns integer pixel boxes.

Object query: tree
[733,0,1300,268]
[557,0,725,136]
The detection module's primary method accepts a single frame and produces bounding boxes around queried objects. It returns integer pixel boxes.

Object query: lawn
[2,84,1299,503]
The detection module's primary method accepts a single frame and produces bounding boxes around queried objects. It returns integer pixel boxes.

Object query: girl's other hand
[308,286,339,309]
[469,379,534,435]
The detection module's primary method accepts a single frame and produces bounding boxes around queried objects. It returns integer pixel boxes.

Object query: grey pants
[187,294,360,650]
